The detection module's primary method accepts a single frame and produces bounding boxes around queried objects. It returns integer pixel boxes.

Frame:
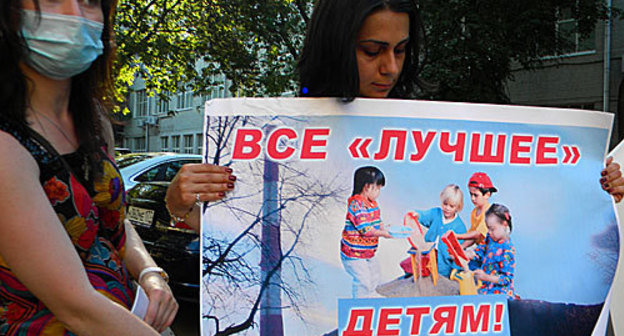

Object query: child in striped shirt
[341,166,392,298]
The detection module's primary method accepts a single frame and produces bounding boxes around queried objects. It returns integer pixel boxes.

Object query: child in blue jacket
[409,184,467,277]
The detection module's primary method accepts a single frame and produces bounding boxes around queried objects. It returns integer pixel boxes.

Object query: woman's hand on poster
[140,273,178,332]
[601,157,624,203]
[166,164,236,214]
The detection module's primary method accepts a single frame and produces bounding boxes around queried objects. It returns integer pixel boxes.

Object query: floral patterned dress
[0,117,134,335]
[471,234,516,299]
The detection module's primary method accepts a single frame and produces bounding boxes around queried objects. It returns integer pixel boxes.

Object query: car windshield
[116,154,159,168]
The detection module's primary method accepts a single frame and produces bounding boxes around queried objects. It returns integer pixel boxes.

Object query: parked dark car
[125,181,199,303]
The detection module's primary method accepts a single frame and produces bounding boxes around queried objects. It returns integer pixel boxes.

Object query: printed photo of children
[202,99,617,336]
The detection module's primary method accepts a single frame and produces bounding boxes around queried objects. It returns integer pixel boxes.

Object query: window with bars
[134,137,146,152]
[161,136,169,152]
[176,90,194,110]
[183,134,194,153]
[554,7,595,56]
[135,90,148,117]
[156,93,170,114]
[196,133,203,154]
[171,135,181,153]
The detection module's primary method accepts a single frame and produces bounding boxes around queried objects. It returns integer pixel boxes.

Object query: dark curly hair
[298,0,426,100]
[0,0,118,177]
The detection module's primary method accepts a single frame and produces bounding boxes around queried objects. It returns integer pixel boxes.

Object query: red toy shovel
[441,231,469,270]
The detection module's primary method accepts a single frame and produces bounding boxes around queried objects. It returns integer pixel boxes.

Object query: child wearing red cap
[456,172,497,249]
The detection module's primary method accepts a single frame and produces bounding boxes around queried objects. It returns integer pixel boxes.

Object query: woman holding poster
[168,0,624,232]
[0,0,176,334]
[200,1,622,334]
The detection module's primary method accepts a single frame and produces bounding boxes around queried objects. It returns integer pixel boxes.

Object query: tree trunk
[260,125,284,336]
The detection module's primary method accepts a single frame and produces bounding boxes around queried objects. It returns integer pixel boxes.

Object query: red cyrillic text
[231,127,330,161]
[459,304,490,333]
[341,302,507,336]
[374,130,408,161]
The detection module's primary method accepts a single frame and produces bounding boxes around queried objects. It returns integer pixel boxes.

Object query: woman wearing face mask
[298,0,624,201]
[0,1,176,335]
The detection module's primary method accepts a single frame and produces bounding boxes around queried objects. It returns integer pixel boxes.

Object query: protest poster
[200,98,618,336]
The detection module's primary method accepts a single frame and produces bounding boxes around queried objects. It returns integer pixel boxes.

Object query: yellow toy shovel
[450,269,482,295]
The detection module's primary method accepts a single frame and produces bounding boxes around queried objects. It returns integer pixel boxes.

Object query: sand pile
[376,274,460,297]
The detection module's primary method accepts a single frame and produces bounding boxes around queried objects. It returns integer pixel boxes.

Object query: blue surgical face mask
[21,9,104,80]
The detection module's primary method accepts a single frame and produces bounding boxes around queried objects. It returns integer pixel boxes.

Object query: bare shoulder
[0,130,39,178]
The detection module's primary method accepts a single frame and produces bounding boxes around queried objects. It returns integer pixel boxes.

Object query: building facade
[120,74,233,154]
[506,1,624,145]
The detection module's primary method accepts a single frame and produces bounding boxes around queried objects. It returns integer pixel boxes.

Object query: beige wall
[506,0,624,147]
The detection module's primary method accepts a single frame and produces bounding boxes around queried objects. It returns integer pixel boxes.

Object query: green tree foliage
[114,0,310,107]
[113,0,617,105]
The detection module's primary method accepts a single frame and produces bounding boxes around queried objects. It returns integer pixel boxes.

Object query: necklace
[32,110,78,148]
[31,111,49,139]
[30,108,90,181]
